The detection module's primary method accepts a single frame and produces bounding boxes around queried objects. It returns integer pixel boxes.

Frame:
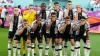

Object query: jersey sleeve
[85,22,90,31]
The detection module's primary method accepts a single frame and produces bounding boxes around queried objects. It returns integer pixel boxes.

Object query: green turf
[0,27,100,56]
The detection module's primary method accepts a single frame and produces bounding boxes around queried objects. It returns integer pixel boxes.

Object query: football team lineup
[0,0,100,56]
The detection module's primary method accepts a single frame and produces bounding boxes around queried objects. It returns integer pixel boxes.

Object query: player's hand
[27,39,31,44]
[77,8,81,13]
[80,21,86,25]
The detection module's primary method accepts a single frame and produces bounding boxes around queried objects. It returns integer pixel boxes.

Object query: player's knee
[14,40,18,44]
[70,39,75,46]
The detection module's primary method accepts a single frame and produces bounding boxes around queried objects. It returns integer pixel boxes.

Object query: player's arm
[17,27,26,35]
[23,11,31,19]
[46,21,53,30]
[86,22,90,40]
[58,23,67,32]
[31,21,38,32]
[74,12,78,20]
[73,22,82,31]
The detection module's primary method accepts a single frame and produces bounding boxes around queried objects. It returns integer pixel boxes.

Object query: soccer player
[64,1,74,20]
[74,4,88,20]
[74,5,89,56]
[13,19,31,56]
[73,16,90,56]
[8,7,22,56]
[50,2,64,54]
[58,16,75,56]
[0,5,7,28]
[23,4,36,26]
[23,4,36,56]
[31,14,43,56]
[36,3,51,56]
[46,12,60,56]
[51,2,64,21]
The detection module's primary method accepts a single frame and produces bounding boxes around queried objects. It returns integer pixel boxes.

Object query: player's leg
[83,36,90,56]
[54,34,59,56]
[64,39,68,56]
[31,33,36,56]
[70,36,75,56]
[13,34,21,56]
[37,34,43,56]
[8,31,13,56]
[58,38,63,56]
[58,33,63,56]
[74,36,81,56]
[45,33,51,56]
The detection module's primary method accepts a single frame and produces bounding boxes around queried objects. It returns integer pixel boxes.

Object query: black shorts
[30,33,42,41]
[45,33,51,38]
[8,31,16,38]
[14,34,28,41]
[50,34,58,39]
[63,34,75,41]
[58,33,63,38]
[75,35,87,43]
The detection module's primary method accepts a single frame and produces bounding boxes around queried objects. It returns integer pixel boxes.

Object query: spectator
[0,5,7,28]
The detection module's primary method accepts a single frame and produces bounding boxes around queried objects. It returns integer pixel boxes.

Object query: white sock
[84,43,87,56]
[13,43,17,56]
[45,44,49,55]
[55,45,59,56]
[71,45,74,56]
[52,44,55,55]
[86,43,90,56]
[39,43,43,56]
[64,41,68,56]
[31,43,35,56]
[74,41,80,56]
[27,44,31,56]
[59,45,62,56]
[8,41,12,55]
[78,43,80,56]
[17,42,21,55]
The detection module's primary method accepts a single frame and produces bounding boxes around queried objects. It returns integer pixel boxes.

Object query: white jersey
[15,24,31,35]
[74,10,88,19]
[50,10,64,21]
[58,20,75,34]
[8,15,22,31]
[46,19,60,34]
[74,21,90,36]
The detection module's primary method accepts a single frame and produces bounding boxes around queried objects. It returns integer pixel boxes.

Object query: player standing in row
[13,19,31,56]
[23,4,36,56]
[46,12,60,56]
[8,7,22,56]
[73,16,90,56]
[31,14,43,56]
[58,16,75,56]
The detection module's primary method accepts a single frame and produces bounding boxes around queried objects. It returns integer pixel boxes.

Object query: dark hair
[4,5,7,8]
[23,19,28,22]
[41,3,46,7]
[18,5,21,8]
[54,2,59,5]
[29,4,34,7]
[51,12,57,16]
[65,16,70,19]
[80,16,86,19]
[67,0,72,3]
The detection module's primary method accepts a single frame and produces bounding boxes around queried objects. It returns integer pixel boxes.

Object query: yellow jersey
[23,10,36,26]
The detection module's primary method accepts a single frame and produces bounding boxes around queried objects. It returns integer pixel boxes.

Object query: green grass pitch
[0,28,100,56]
